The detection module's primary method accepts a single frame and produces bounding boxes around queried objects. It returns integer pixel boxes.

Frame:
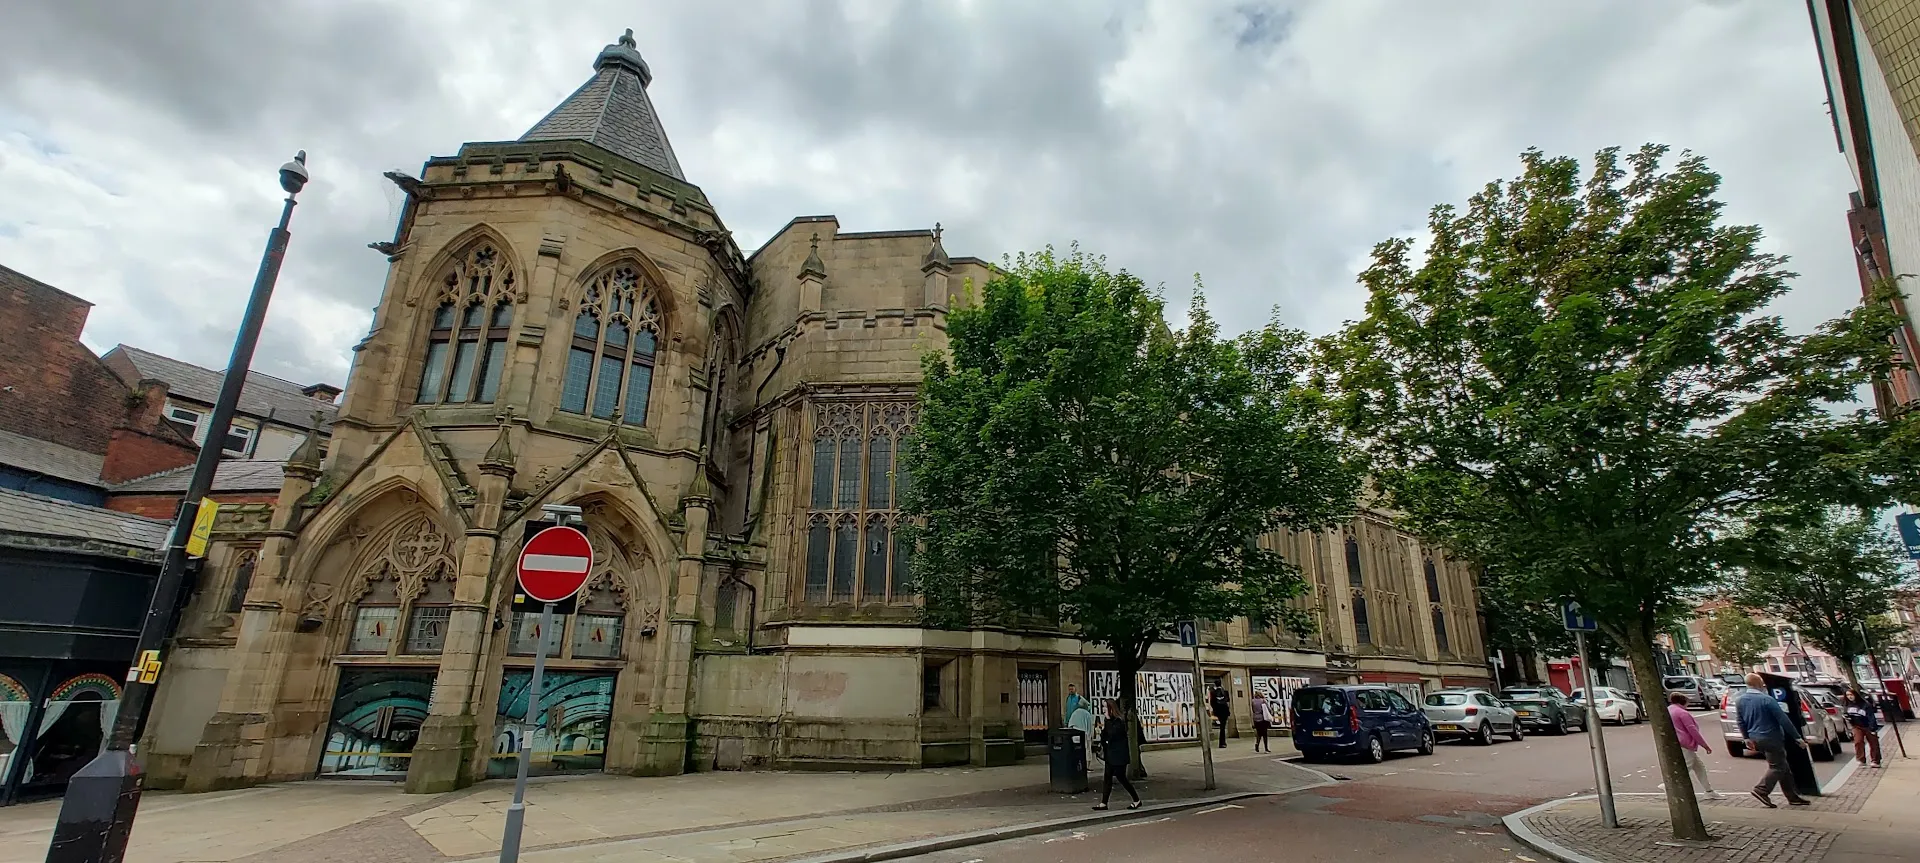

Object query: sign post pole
[1179,620,1215,790]
[500,506,590,863]
[1564,601,1616,828]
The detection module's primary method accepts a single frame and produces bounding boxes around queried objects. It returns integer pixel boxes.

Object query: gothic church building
[143,32,1492,793]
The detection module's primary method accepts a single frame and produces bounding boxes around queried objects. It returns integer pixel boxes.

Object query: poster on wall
[319,670,433,777]
[1250,675,1312,727]
[1087,669,1197,742]
[488,671,615,778]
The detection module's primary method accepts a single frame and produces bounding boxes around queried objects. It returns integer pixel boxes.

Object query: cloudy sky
[0,0,1858,390]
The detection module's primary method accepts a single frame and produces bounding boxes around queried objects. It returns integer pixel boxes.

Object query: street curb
[785,767,1337,863]
[1501,796,1609,863]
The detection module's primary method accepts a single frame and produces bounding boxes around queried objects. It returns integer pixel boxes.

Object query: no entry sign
[517,524,593,603]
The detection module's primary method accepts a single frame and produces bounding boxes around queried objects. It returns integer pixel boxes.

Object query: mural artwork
[319,669,433,777]
[1087,669,1197,743]
[1250,675,1312,728]
[488,671,615,777]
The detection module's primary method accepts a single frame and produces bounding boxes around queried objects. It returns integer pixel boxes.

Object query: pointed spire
[482,413,516,473]
[287,411,326,474]
[686,447,714,506]
[922,222,951,271]
[520,30,684,179]
[799,232,828,279]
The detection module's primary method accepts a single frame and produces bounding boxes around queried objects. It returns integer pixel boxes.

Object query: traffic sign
[1177,620,1199,648]
[1561,601,1599,632]
[1897,513,1920,560]
[517,524,593,603]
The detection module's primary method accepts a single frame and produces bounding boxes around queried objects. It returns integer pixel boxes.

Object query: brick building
[141,32,1492,795]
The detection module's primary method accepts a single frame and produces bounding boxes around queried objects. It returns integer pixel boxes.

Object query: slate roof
[106,345,339,427]
[112,459,290,494]
[519,30,685,180]
[0,427,105,487]
[0,487,170,551]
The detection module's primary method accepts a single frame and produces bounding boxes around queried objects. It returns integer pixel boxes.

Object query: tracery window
[342,515,457,657]
[417,242,517,404]
[1423,555,1449,654]
[562,265,661,425]
[223,549,258,614]
[1345,533,1370,645]
[505,526,651,660]
[803,402,915,605]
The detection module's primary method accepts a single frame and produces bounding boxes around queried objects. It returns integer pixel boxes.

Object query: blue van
[1290,684,1435,763]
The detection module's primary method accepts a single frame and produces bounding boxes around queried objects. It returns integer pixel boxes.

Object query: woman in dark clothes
[1095,700,1142,810]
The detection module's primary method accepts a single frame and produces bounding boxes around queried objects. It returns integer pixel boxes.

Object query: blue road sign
[1177,620,1199,648]
[1562,601,1600,632]
[1897,513,1920,561]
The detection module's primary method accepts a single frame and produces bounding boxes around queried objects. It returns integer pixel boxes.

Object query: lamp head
[279,150,310,195]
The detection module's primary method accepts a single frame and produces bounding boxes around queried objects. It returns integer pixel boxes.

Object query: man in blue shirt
[1737,673,1810,807]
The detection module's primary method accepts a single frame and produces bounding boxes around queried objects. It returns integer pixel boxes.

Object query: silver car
[1719,686,1844,761]
[1422,689,1523,745]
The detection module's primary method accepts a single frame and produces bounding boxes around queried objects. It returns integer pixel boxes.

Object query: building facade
[139,32,1491,795]
[102,345,340,462]
[1808,0,1920,411]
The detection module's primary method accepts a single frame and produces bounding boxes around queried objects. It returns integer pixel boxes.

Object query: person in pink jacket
[1668,692,1718,796]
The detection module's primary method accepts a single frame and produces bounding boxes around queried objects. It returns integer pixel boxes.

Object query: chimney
[302,382,344,403]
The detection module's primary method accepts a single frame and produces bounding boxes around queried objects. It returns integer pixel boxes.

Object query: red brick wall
[105,492,278,519]
[0,266,140,455]
[101,428,198,484]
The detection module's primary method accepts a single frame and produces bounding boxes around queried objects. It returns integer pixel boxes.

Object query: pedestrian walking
[1209,684,1231,749]
[1250,690,1274,753]
[1737,672,1810,808]
[1843,689,1884,768]
[1067,690,1096,762]
[1094,700,1141,810]
[1667,692,1717,796]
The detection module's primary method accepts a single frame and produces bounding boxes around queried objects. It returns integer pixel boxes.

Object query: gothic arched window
[417,243,517,405]
[223,549,258,614]
[1345,533,1370,645]
[803,402,916,605]
[1423,555,1449,654]
[561,265,661,425]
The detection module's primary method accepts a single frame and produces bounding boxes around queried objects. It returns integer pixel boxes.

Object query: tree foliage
[1732,508,1916,684]
[1317,145,1910,839]
[1701,605,1772,674]
[905,247,1363,772]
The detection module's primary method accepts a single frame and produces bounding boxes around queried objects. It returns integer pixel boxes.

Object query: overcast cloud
[0,0,1859,390]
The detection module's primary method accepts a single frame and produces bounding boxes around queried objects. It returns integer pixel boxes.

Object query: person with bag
[1250,691,1275,753]
[1094,700,1141,811]
[1844,688,1884,768]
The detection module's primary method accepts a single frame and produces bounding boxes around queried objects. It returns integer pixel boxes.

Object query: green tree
[1702,605,1771,675]
[1734,508,1916,686]
[1318,146,1907,839]
[905,247,1363,776]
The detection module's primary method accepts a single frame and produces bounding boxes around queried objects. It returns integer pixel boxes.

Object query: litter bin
[1049,728,1088,793]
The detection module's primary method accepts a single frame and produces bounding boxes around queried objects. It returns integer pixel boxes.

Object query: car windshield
[1507,696,1548,705]
[1294,690,1345,714]
[1502,690,1545,699]
[1664,677,1696,689]
[1425,694,1469,706]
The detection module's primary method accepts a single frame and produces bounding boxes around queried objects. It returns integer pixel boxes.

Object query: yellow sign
[185,498,220,558]
[134,650,162,684]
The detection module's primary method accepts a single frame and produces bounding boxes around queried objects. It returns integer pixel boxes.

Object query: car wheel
[1364,735,1387,763]
[1476,722,1494,746]
[1300,750,1323,764]
[1551,717,1568,735]
[1418,730,1436,756]
[1812,738,1835,762]
[1831,738,1845,758]
[1510,722,1525,742]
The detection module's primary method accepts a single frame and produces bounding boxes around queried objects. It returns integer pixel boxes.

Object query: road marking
[1194,804,1244,815]
[1044,832,1088,843]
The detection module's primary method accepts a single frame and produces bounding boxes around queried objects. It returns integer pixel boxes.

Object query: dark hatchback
[1290,684,1435,763]
[1499,687,1587,734]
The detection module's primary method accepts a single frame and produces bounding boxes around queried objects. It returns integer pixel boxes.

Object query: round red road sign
[516,525,594,603]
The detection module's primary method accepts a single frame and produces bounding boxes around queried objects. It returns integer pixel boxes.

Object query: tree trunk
[1623,621,1710,841]
[1116,640,1148,780]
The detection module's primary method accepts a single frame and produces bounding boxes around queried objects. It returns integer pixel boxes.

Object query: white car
[1570,687,1643,725]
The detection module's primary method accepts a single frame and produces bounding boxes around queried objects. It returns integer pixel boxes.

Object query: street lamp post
[45,152,311,863]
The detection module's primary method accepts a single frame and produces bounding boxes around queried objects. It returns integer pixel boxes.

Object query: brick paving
[1701,761,1882,814]
[1525,808,1837,863]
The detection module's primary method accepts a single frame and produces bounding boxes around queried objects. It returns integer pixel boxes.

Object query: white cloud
[0,0,1866,389]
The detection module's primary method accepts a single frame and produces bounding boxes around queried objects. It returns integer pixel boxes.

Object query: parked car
[1500,687,1587,734]
[1719,686,1844,761]
[1702,678,1730,706]
[1570,687,1643,725]
[1291,685,1436,763]
[1663,675,1720,710]
[1423,689,1523,745]
[1802,689,1854,743]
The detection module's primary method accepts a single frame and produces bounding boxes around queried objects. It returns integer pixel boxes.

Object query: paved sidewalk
[1505,727,1919,862]
[0,742,1321,863]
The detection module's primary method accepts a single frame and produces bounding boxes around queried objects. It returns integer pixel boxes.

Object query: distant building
[1807,0,1920,411]
[102,345,338,461]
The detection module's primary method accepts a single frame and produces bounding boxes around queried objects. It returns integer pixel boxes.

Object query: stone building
[140,31,1491,794]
